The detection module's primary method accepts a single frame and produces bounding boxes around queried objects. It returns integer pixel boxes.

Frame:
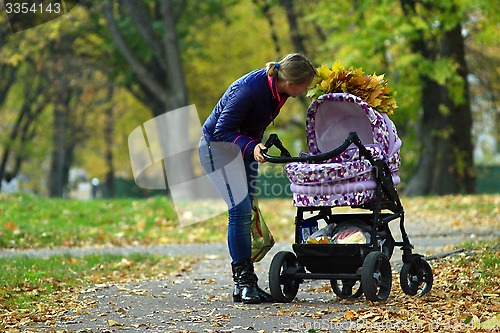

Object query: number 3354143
[5,2,62,14]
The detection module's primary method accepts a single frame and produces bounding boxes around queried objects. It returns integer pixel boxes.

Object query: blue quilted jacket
[202,68,288,160]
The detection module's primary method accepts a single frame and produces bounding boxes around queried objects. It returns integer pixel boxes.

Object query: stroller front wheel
[361,251,392,302]
[400,258,433,296]
[269,251,303,303]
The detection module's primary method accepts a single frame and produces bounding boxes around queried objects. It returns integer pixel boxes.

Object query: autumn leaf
[307,61,398,114]
[107,319,123,326]
[344,309,358,320]
[480,314,500,329]
[4,221,18,232]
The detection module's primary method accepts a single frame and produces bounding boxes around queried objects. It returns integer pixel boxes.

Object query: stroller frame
[263,131,433,302]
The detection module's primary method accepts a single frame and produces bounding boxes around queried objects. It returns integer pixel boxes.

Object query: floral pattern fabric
[287,144,384,185]
[293,191,375,208]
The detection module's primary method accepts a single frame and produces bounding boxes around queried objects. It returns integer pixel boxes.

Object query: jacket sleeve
[213,84,258,160]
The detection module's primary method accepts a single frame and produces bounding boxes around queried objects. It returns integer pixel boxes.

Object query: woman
[199,53,316,304]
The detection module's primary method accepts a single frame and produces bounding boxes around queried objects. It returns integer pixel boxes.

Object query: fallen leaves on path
[1,239,498,332]
[300,245,499,333]
[0,257,199,331]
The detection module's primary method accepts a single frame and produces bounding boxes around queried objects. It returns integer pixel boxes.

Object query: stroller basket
[293,243,370,274]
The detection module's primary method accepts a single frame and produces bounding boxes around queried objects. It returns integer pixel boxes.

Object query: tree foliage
[0,0,498,196]
[300,0,498,194]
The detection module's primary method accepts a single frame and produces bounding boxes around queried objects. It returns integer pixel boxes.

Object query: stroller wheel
[400,258,433,296]
[361,251,392,302]
[330,279,363,299]
[269,251,303,303]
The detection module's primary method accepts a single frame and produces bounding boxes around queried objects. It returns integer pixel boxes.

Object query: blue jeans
[198,138,258,264]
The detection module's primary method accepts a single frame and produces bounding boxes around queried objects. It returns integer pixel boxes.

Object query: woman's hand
[253,143,267,163]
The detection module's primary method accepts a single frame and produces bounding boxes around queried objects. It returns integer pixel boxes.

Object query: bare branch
[121,0,168,73]
[0,65,17,105]
[103,0,169,107]
[173,0,187,24]
[251,0,281,55]
[280,0,306,54]
[159,0,187,109]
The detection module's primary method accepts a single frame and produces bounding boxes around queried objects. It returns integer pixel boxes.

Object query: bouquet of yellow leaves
[307,61,398,114]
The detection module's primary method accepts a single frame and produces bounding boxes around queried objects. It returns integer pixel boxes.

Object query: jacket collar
[267,76,289,109]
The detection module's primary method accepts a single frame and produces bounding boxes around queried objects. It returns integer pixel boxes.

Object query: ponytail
[265,61,280,78]
[266,53,316,84]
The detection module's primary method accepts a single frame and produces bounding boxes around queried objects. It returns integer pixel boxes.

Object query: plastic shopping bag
[251,199,275,262]
[332,223,371,244]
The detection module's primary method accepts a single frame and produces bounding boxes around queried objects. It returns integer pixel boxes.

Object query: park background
[0,1,499,331]
[0,0,499,198]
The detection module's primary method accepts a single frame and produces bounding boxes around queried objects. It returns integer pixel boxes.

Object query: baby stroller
[262,93,433,302]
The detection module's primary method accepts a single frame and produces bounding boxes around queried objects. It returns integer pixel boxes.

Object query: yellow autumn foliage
[307,61,398,114]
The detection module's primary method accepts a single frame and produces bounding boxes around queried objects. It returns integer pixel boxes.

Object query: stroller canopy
[305,93,399,157]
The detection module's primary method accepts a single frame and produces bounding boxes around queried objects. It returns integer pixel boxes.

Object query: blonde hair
[266,53,317,84]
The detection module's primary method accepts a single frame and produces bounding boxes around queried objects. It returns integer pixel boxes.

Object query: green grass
[458,240,500,289]
[0,193,227,249]
[1,193,499,249]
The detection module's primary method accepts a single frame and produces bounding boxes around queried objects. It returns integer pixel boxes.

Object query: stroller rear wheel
[400,258,433,296]
[361,251,392,302]
[269,251,303,303]
[330,279,363,299]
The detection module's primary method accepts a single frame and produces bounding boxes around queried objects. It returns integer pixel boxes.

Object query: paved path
[39,244,358,333]
[1,229,494,260]
[14,243,391,333]
[11,225,498,333]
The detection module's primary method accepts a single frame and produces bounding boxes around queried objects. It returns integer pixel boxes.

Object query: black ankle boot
[231,260,260,304]
[231,263,242,302]
[231,261,274,303]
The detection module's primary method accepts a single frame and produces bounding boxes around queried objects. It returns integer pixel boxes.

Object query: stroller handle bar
[262,132,375,164]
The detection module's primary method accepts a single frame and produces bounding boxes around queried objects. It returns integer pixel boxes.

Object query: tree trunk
[104,84,115,197]
[49,102,67,197]
[252,0,281,55]
[105,0,194,197]
[444,25,475,193]
[402,1,475,195]
[0,69,46,189]
[0,65,17,105]
[281,0,306,54]
[0,106,26,189]
[48,49,71,197]
[279,0,310,109]
[160,0,188,110]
